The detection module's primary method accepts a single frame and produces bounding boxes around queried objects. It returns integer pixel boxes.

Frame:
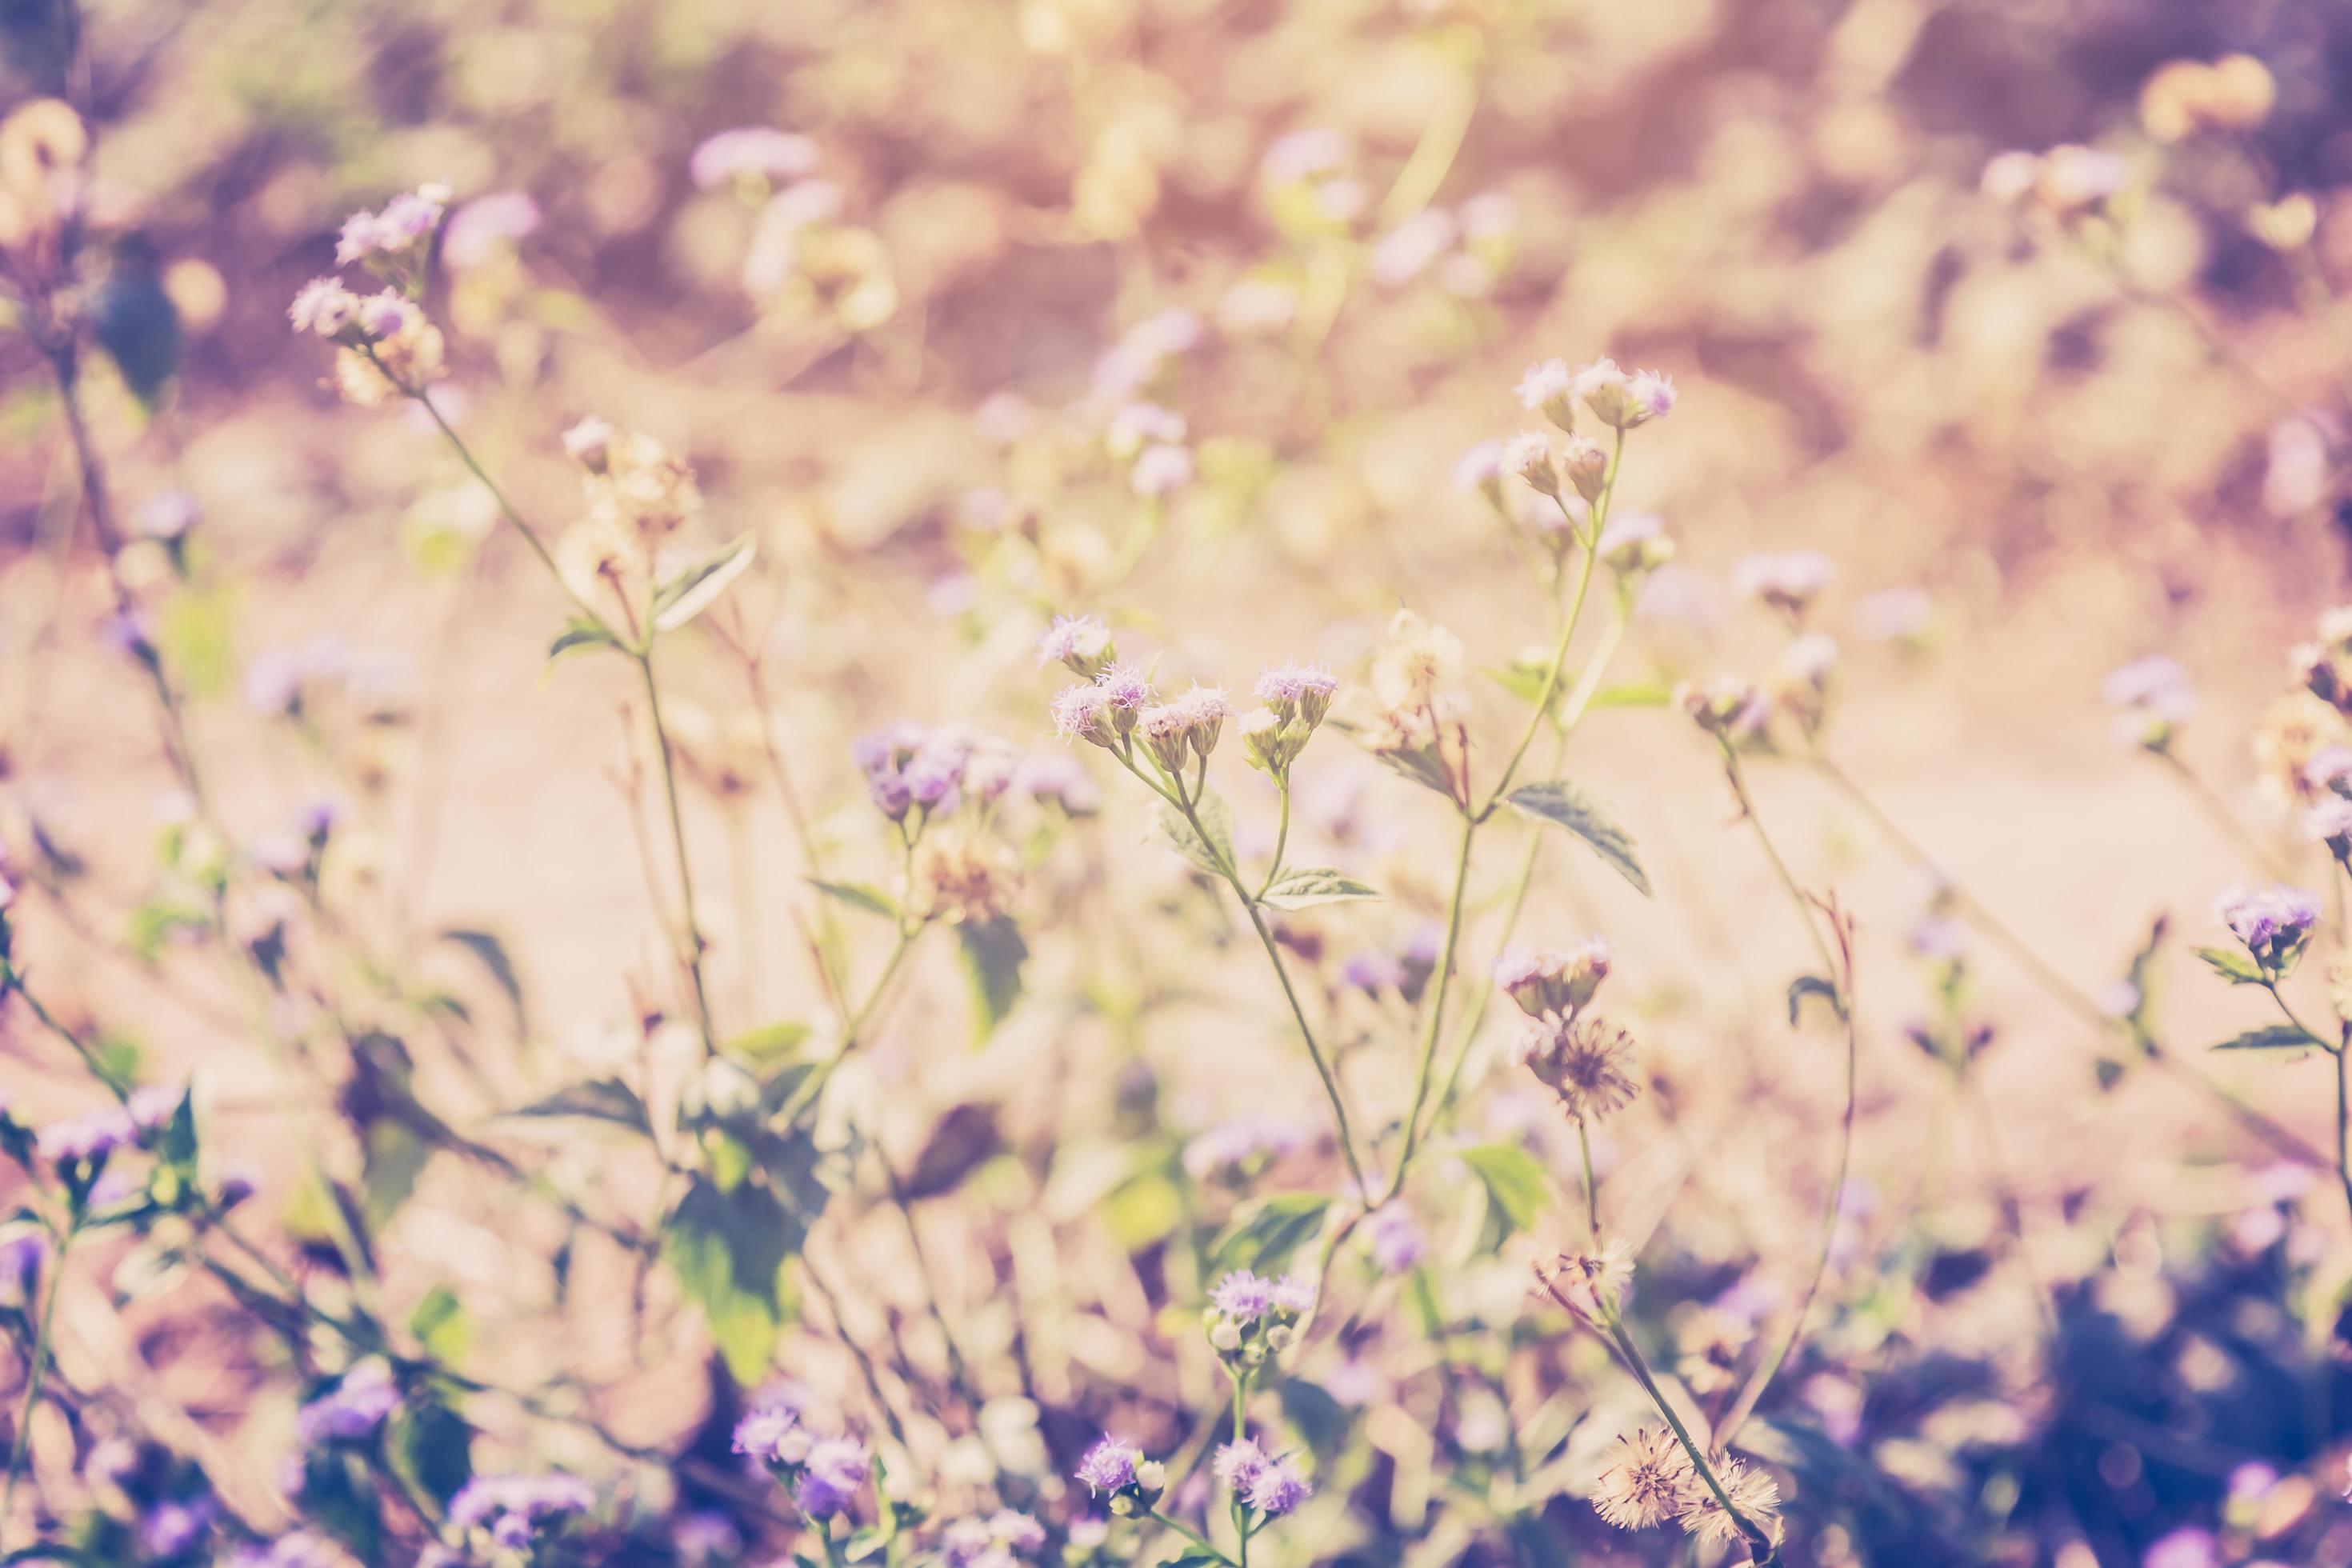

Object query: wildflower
[1075,1434,1143,1495]
[1130,442,1194,498]
[1039,614,1115,677]
[1256,663,1338,728]
[1182,1116,1301,1182]
[449,1474,595,1547]
[1597,512,1673,575]
[2258,693,2347,810]
[1516,358,1578,432]
[1503,431,1562,498]
[2105,654,2196,750]
[1051,683,1117,749]
[1214,1438,1269,1493]
[1494,939,1610,1020]
[1590,1428,1695,1530]
[1244,1456,1311,1517]
[1626,370,1677,423]
[1538,1240,1636,1320]
[2218,884,2322,976]
[1368,1206,1426,1271]
[334,184,449,269]
[1094,662,1157,716]
[1514,1016,1641,1122]
[295,1360,401,1446]
[1733,551,1834,623]
[1559,434,1610,503]
[794,1437,871,1519]
[1174,684,1233,758]
[1677,1454,1782,1550]
[690,127,819,190]
[1137,701,1194,774]
[942,1510,1047,1566]
[2310,798,2352,862]
[287,278,358,338]
[1270,1274,1315,1315]
[2310,745,2352,798]
[1454,439,1506,508]
[1574,356,1670,430]
[139,1497,216,1558]
[39,1106,134,1168]
[1370,609,1466,716]
[733,1403,811,1467]
[1106,402,1186,461]
[1210,1268,1277,1322]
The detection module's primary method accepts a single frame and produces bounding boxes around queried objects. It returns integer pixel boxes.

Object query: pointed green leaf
[548,617,622,664]
[662,1174,802,1383]
[2210,1024,2322,1054]
[1504,780,1652,896]
[2194,946,2265,985]
[810,879,898,920]
[1208,1191,1330,1275]
[502,1078,651,1136]
[652,534,757,633]
[1458,1141,1552,1234]
[1158,790,1235,878]
[1259,865,1382,910]
[958,916,1028,1039]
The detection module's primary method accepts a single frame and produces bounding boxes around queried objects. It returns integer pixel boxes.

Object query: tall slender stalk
[1713,746,1858,1444]
[2,1226,70,1546]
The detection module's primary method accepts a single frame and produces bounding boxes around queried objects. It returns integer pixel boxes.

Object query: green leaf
[1787,975,1842,1027]
[1458,1141,1552,1234]
[662,1174,803,1384]
[1158,791,1236,878]
[548,616,622,664]
[810,879,898,919]
[652,534,757,633]
[1159,1557,1223,1568]
[1503,780,1652,897]
[2194,946,2265,985]
[727,1020,814,1065]
[1259,865,1382,910]
[408,1284,473,1363]
[502,1078,650,1137]
[1208,1191,1331,1276]
[440,928,526,1038]
[2210,1024,2322,1054]
[1588,680,1676,709]
[958,917,1028,1039]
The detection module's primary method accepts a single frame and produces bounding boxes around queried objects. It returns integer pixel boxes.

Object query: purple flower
[1076,1434,1141,1494]
[1210,1269,1276,1322]
[794,1437,871,1519]
[1244,1456,1310,1517]
[1051,684,1115,747]
[2218,883,2322,972]
[1094,662,1157,712]
[1270,1274,1316,1316]
[39,1106,134,1166]
[1342,950,1406,994]
[126,1082,183,1141]
[288,278,358,337]
[1038,614,1113,672]
[1369,1207,1426,1272]
[295,1361,401,1446]
[1214,1439,1268,1492]
[0,1233,46,1306]
[139,1496,215,1558]
[732,1404,809,1466]
[450,1473,594,1541]
[1254,664,1338,726]
[2105,654,2196,748]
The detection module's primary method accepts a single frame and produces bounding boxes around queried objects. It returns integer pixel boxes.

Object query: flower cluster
[1495,941,1610,1021]
[733,1405,873,1520]
[446,1472,596,1554]
[1513,1015,1642,1125]
[1240,663,1338,779]
[2106,654,2198,752]
[1204,1267,1315,1368]
[1074,1434,1166,1517]
[2216,884,2322,978]
[286,278,447,406]
[1214,1437,1313,1519]
[938,1509,1048,1566]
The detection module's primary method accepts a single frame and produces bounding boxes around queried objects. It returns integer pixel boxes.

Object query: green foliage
[811,879,898,919]
[1502,779,1652,896]
[958,916,1028,1039]
[1458,1141,1552,1234]
[1158,791,1236,878]
[2194,946,2265,984]
[2210,1024,2322,1054]
[1209,1191,1330,1275]
[1258,865,1382,909]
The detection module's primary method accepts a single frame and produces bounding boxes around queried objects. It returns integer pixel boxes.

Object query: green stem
[2,1225,70,1545]
[783,926,918,1125]
[1257,783,1293,902]
[1714,746,1856,1446]
[636,650,717,1052]
[1599,1311,1777,1566]
[1386,817,1479,1201]
[1147,1507,1240,1567]
[1575,1118,1601,1242]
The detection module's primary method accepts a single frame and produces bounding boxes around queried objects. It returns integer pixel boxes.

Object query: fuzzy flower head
[731,1403,810,1468]
[1214,1439,1268,1494]
[1597,512,1674,577]
[1677,1454,1782,1550]
[1256,663,1338,729]
[1495,939,1610,1021]
[1678,675,1770,746]
[1051,683,1116,750]
[1538,1240,1636,1322]
[1039,614,1116,678]
[1503,431,1562,498]
[1454,440,1506,507]
[1205,1268,1314,1362]
[334,183,450,274]
[1244,1456,1311,1518]
[287,278,359,338]
[1514,1016,1641,1122]
[1076,1436,1162,1514]
[2218,883,2322,977]
[1733,551,1834,625]
[794,1438,871,1519]
[1572,356,1672,431]
[1370,609,1466,717]
[1094,662,1158,719]
[1591,1428,1696,1530]
[2310,798,2352,863]
[2106,654,2197,751]
[1516,358,1578,432]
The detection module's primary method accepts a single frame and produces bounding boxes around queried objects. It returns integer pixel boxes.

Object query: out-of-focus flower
[1733,551,1834,624]
[1367,1206,1425,1271]
[1370,207,1456,287]
[1677,1454,1782,1550]
[295,1359,402,1446]
[1244,1456,1311,1517]
[1591,1428,1695,1530]
[1494,940,1610,1021]
[1182,1116,1302,1182]
[442,191,542,268]
[690,127,819,190]
[794,1437,871,1518]
[2216,884,2322,976]
[2140,55,2276,142]
[2104,655,2196,751]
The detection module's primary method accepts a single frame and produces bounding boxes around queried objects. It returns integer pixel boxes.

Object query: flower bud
[1503,432,1561,498]
[1515,358,1578,434]
[1562,436,1610,503]
[1039,614,1116,678]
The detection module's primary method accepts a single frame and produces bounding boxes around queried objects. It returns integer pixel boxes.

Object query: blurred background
[10,0,2352,1565]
